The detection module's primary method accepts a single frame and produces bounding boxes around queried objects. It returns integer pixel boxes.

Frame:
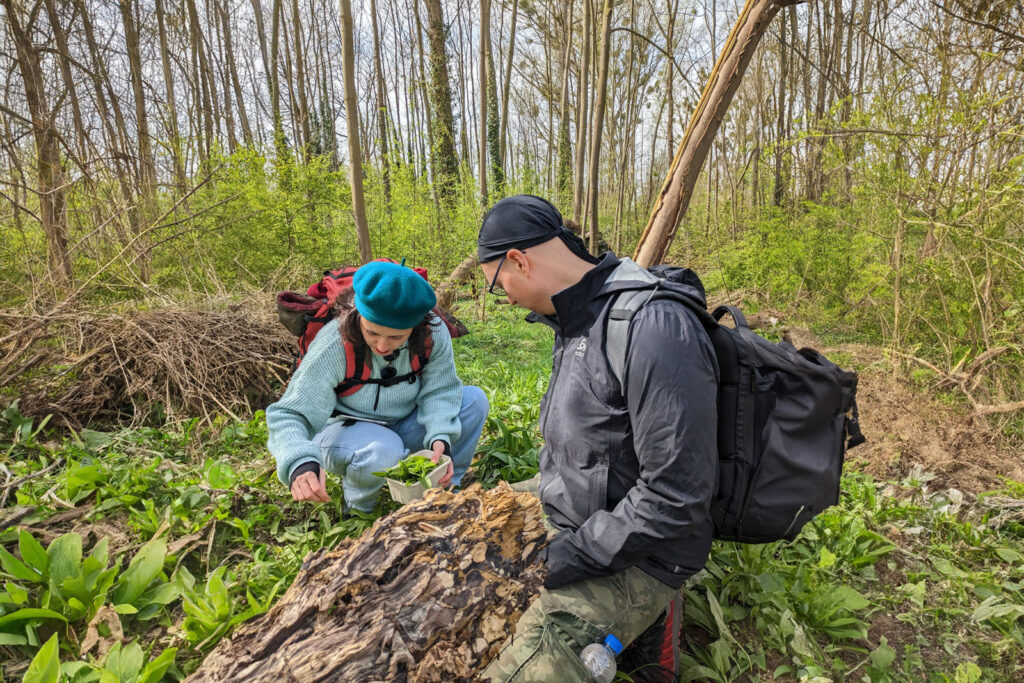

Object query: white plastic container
[384,451,452,504]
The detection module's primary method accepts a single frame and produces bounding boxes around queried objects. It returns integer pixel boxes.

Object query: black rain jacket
[532,254,719,589]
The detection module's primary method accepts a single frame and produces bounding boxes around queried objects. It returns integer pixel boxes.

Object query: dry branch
[189,483,546,682]
[2,304,293,428]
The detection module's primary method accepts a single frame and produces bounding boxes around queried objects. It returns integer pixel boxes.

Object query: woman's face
[359,317,413,356]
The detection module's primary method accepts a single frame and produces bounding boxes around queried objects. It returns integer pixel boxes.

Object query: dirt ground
[829,343,1024,493]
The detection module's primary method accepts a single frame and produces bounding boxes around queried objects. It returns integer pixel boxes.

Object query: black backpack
[605,259,865,544]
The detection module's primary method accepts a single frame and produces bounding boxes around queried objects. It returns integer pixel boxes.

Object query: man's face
[480,250,553,315]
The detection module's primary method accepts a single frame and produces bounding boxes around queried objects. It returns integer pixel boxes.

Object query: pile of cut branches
[0,304,294,428]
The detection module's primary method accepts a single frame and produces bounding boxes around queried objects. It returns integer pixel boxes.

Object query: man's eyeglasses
[487,251,521,297]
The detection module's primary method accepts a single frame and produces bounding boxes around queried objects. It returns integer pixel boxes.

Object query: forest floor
[0,301,1022,681]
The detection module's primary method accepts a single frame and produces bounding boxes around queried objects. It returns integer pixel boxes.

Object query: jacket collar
[536,252,620,336]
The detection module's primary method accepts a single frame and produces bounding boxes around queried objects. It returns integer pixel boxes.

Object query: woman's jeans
[311,386,489,512]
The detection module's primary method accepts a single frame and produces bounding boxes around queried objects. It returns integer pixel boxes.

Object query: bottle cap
[603,634,623,655]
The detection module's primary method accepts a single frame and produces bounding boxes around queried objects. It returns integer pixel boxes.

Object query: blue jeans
[311,386,489,512]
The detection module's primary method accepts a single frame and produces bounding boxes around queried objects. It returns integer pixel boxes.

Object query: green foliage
[373,454,437,487]
[679,473,1024,681]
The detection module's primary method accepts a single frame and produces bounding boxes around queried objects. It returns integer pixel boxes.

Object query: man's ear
[505,248,530,275]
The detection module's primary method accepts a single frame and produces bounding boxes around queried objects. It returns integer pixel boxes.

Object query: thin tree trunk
[222,0,254,146]
[3,0,72,287]
[370,0,392,204]
[498,0,518,169]
[338,0,373,262]
[423,0,461,207]
[42,0,87,160]
[585,0,614,253]
[555,2,574,207]
[634,0,798,267]
[155,0,188,189]
[478,0,490,204]
[573,0,592,222]
[291,0,312,158]
[270,0,287,155]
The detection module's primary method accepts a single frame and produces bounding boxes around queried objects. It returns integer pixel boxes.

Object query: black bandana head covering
[477,194,599,264]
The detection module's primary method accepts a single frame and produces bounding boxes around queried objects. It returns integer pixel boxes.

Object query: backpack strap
[335,342,372,397]
[606,284,717,389]
[333,334,434,399]
[607,288,662,386]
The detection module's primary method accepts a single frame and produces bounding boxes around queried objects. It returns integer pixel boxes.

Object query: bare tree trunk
[555,2,574,207]
[772,15,788,206]
[423,0,461,208]
[119,0,156,204]
[478,0,491,204]
[338,0,373,262]
[634,0,798,267]
[42,0,87,160]
[585,0,614,254]
[270,0,287,156]
[291,0,312,158]
[370,0,392,204]
[185,0,215,162]
[3,0,72,287]
[221,0,254,146]
[155,0,188,189]
[573,0,592,223]
[498,0,518,170]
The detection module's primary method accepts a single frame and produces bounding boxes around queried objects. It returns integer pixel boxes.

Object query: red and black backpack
[275,258,468,401]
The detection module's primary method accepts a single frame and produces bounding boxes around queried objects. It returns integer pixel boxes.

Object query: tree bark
[3,0,73,288]
[478,0,490,204]
[154,0,188,190]
[338,0,373,263]
[188,484,545,681]
[555,2,574,208]
[498,0,518,171]
[221,0,254,147]
[573,0,592,223]
[634,0,800,267]
[585,0,614,254]
[119,0,156,206]
[370,0,392,204]
[290,0,312,158]
[423,0,461,207]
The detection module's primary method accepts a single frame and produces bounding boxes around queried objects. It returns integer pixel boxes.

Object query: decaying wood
[435,254,480,310]
[189,483,547,682]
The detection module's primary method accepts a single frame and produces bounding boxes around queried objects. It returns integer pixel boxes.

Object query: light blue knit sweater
[267,317,463,485]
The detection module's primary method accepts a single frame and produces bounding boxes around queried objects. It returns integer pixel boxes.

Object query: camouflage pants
[484,476,677,682]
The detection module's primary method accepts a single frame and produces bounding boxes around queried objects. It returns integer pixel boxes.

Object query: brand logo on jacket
[575,339,587,358]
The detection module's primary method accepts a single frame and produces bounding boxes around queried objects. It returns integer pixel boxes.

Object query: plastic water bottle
[579,634,623,683]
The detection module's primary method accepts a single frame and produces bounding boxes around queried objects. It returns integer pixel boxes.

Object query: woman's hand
[431,440,454,488]
[291,468,330,502]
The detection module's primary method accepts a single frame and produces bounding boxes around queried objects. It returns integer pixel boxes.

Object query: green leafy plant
[373,454,437,488]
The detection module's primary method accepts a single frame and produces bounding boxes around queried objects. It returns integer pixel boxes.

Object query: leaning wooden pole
[633,0,800,267]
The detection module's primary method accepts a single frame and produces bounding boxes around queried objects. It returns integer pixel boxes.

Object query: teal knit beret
[353,261,437,330]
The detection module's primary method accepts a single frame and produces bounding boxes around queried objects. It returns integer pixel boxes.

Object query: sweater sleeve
[415,320,463,450]
[266,323,347,486]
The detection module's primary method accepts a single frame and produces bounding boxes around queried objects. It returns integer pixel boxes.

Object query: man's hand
[290,468,329,502]
[430,440,454,488]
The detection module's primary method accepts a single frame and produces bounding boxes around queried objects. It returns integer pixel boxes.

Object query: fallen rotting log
[188,482,547,682]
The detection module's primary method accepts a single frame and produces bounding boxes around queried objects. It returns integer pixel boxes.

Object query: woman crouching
[267,261,489,510]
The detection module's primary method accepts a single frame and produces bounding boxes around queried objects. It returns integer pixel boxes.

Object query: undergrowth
[1,303,1022,682]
